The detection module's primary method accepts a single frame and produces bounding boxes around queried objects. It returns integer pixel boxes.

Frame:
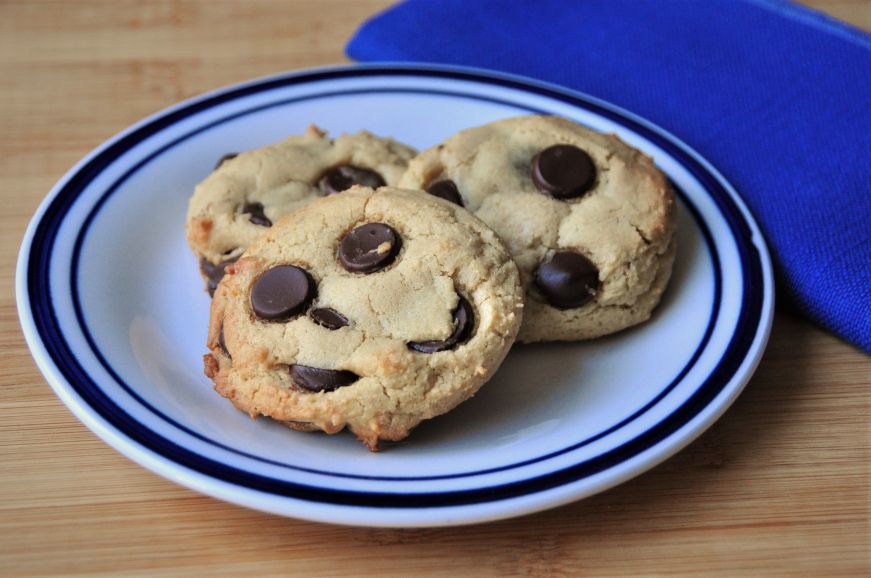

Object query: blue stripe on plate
[69,87,721,481]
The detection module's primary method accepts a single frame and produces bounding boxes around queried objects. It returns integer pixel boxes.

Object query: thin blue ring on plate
[23,64,766,509]
[70,87,721,482]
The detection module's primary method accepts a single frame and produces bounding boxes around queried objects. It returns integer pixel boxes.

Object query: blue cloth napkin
[348,0,871,353]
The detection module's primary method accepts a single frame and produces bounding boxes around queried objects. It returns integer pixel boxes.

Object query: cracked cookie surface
[399,115,677,342]
[186,125,416,294]
[205,187,523,450]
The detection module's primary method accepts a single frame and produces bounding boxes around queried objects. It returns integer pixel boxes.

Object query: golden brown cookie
[400,115,676,342]
[205,187,523,450]
[186,125,416,295]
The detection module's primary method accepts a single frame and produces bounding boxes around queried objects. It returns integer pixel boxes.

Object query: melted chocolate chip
[200,257,237,297]
[532,144,596,199]
[242,202,271,227]
[250,265,315,321]
[409,295,475,353]
[425,179,464,206]
[534,251,600,308]
[214,153,238,170]
[309,307,350,330]
[217,323,230,357]
[289,364,359,392]
[318,165,386,195]
[338,223,401,273]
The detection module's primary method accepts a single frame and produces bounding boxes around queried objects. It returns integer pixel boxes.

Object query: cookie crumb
[203,353,219,378]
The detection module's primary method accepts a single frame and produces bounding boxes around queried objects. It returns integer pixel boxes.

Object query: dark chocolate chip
[425,179,464,206]
[289,364,359,392]
[318,165,386,195]
[409,295,475,353]
[200,257,237,297]
[217,323,230,357]
[250,265,315,321]
[242,202,272,227]
[534,251,600,308]
[214,153,238,170]
[531,144,596,199]
[309,307,350,330]
[338,223,401,273]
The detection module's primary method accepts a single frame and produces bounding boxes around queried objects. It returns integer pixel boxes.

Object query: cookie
[399,115,676,342]
[186,125,416,295]
[204,186,523,450]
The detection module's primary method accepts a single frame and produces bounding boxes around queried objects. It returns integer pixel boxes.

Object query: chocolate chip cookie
[186,125,416,295]
[399,115,676,342]
[205,187,523,450]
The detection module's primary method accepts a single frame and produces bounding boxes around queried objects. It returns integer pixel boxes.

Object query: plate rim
[16,62,774,527]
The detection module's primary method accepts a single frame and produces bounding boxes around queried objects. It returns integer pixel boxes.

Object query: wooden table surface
[1,1,868,576]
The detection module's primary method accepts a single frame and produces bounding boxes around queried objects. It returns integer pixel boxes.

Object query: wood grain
[1,1,868,576]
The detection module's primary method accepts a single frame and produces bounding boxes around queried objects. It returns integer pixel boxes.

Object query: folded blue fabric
[348,0,871,352]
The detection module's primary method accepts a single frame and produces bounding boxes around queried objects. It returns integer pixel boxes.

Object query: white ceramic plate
[17,64,773,527]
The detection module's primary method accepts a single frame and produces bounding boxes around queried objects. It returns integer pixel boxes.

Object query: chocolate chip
[338,223,401,273]
[200,257,237,297]
[409,295,475,353]
[214,153,238,170]
[318,165,386,195]
[250,265,315,321]
[217,323,230,357]
[532,144,596,199]
[309,307,350,330]
[289,364,359,392]
[534,251,599,308]
[242,202,271,227]
[425,179,464,206]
